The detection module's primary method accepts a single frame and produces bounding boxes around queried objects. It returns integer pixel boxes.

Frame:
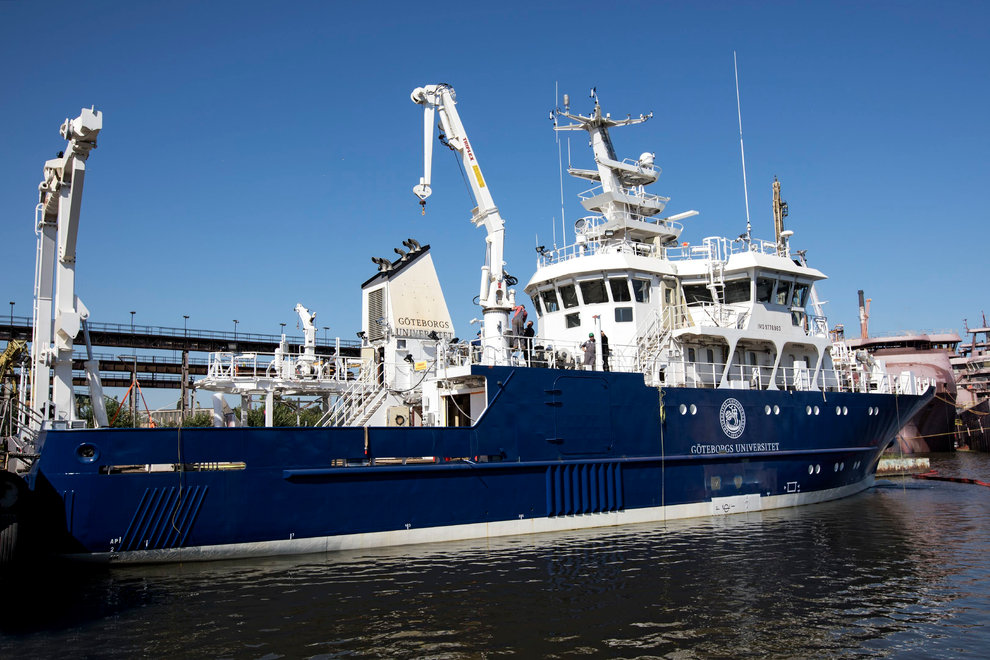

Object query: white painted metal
[30,107,103,429]
[411,85,514,365]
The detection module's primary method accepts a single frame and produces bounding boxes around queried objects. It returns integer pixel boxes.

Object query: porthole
[834,463,839,472]
[808,465,814,475]
[765,405,772,415]
[75,443,100,463]
[773,405,780,415]
[840,462,845,471]
[814,406,820,415]
[733,475,743,488]
[806,406,812,415]
[843,406,848,416]
[836,406,842,415]
[689,404,697,415]
[815,464,821,474]
[679,404,687,415]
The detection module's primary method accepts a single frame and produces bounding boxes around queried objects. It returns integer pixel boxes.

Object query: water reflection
[3,454,990,658]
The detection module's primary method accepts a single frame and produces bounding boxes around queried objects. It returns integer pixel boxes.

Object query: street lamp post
[181,315,190,422]
[280,322,286,337]
[8,302,13,340]
[233,319,239,340]
[129,311,136,427]
[323,326,329,345]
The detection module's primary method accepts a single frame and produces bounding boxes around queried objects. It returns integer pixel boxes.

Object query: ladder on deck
[319,364,388,427]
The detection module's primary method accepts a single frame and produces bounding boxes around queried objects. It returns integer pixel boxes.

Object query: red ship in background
[835,291,960,453]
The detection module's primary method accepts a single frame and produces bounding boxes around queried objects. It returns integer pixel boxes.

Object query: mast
[772,177,788,255]
[553,91,693,245]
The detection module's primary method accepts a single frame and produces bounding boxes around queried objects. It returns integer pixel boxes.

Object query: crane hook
[420,199,426,216]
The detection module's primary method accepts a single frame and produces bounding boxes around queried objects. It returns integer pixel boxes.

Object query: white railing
[577,184,670,208]
[537,231,782,269]
[204,351,360,384]
[319,362,385,427]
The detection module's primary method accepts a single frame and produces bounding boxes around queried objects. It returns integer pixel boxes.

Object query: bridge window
[776,281,792,306]
[579,280,608,305]
[565,312,581,328]
[559,284,579,309]
[724,278,751,304]
[756,278,774,303]
[683,284,713,304]
[792,284,809,308]
[632,278,651,303]
[615,307,633,323]
[609,278,631,302]
[540,289,559,313]
[530,295,543,317]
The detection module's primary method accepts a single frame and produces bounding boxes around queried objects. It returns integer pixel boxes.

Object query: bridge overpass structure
[2,315,362,419]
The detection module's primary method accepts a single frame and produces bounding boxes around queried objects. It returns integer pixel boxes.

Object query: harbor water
[3,453,990,658]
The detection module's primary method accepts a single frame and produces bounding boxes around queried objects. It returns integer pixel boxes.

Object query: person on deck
[511,305,527,349]
[601,331,611,372]
[581,333,596,370]
[523,320,535,363]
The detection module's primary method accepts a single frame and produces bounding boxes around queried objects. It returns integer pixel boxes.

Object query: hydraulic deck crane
[411,84,516,365]
[30,107,108,429]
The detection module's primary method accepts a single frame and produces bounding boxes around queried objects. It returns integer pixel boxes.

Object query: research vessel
[1,87,931,565]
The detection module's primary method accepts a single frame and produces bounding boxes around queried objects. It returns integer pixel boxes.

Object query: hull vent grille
[546,463,622,517]
[120,486,208,551]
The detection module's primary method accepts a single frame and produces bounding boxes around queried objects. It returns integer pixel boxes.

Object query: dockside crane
[411,84,515,365]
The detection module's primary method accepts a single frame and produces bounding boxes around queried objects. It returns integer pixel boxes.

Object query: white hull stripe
[73,477,874,564]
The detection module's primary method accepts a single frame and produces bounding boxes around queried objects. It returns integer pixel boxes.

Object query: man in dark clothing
[601,332,611,372]
[523,320,535,363]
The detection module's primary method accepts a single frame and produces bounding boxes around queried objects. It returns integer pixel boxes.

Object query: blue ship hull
[23,366,929,563]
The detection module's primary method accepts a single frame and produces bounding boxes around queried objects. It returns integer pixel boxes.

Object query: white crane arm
[411,84,514,365]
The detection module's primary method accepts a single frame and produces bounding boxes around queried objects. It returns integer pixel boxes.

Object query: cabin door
[445,394,472,427]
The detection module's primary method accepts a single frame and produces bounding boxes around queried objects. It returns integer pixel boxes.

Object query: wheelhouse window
[530,295,543,317]
[559,284,579,309]
[791,284,809,308]
[565,312,581,328]
[723,278,751,304]
[615,307,633,322]
[776,281,792,306]
[632,278,651,303]
[540,289,559,313]
[683,284,714,304]
[579,280,608,305]
[756,278,774,303]
[609,278,631,302]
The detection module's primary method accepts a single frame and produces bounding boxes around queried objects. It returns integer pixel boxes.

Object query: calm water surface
[3,453,990,658]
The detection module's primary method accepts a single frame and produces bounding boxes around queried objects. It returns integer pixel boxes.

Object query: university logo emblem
[719,398,746,439]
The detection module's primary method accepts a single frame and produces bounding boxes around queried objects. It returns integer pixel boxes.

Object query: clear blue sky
[2,0,988,348]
